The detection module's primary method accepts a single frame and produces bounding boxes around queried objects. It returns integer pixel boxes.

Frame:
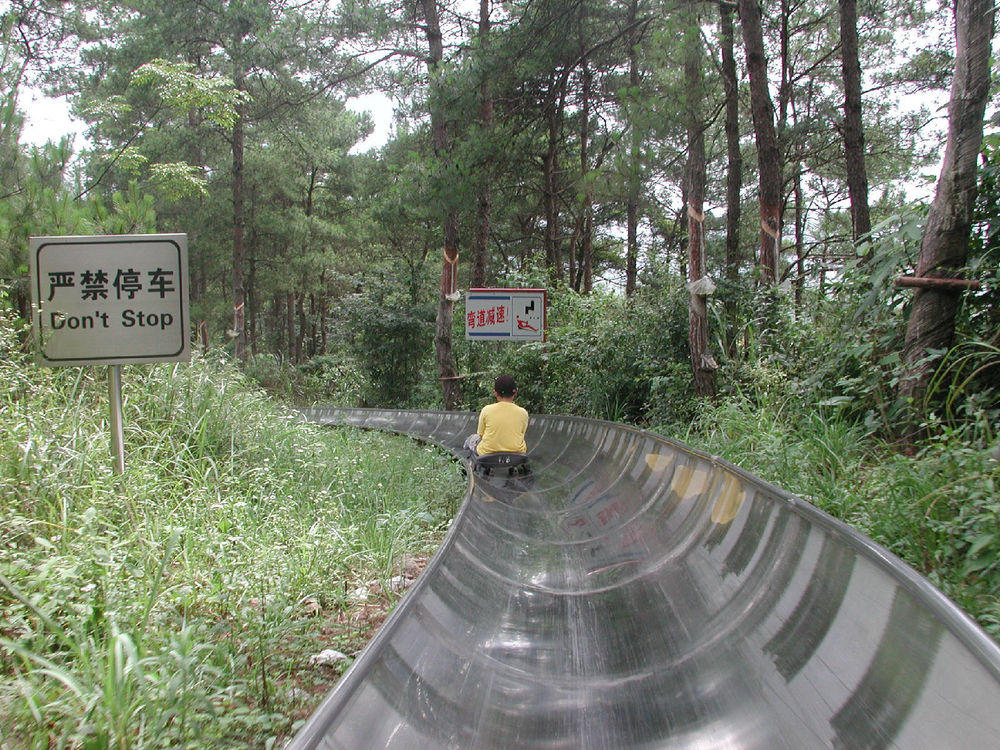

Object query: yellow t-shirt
[476,401,529,455]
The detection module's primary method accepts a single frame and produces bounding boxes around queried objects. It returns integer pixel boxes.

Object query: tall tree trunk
[580,60,594,294]
[839,0,872,254]
[677,196,689,279]
[309,293,317,358]
[625,0,641,297]
[422,0,462,410]
[544,76,567,280]
[625,195,639,295]
[625,197,639,295]
[186,67,205,309]
[738,0,783,285]
[286,291,295,361]
[898,0,994,436]
[271,294,281,354]
[231,57,248,360]
[246,255,257,355]
[319,271,328,355]
[778,0,790,130]
[793,164,805,314]
[720,0,742,355]
[295,291,305,363]
[471,0,492,289]
[684,8,716,398]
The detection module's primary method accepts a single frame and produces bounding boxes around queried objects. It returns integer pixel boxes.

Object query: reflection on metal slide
[289,408,1000,749]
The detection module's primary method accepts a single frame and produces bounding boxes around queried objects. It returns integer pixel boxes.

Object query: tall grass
[675,393,1000,639]
[0,305,463,748]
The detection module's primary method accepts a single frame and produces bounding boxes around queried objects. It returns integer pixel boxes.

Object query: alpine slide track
[285,408,1000,749]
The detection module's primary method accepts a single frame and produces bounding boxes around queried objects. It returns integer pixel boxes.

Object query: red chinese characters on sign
[467,305,506,330]
[466,288,544,341]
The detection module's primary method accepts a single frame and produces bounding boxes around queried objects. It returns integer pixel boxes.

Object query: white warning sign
[465,288,545,342]
[29,234,191,367]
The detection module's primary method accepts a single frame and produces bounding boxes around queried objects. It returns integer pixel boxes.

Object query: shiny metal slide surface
[289,408,1000,749]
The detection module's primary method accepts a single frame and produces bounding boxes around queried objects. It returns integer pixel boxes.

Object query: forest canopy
[0,0,996,435]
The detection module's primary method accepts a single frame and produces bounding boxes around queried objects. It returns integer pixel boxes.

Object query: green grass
[0,309,464,748]
[673,395,1000,640]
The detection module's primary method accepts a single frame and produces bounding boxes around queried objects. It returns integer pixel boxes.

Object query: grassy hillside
[0,305,464,748]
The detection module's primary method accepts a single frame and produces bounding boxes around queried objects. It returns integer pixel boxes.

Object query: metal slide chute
[289,408,1000,749]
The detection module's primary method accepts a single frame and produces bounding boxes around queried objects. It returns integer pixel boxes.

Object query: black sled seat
[472,451,531,477]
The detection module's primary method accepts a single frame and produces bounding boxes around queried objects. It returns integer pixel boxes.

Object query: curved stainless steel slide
[289,408,1000,749]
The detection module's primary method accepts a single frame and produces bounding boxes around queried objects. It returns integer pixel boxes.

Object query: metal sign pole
[109,365,125,474]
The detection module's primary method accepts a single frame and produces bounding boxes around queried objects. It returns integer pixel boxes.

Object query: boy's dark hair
[494,374,517,397]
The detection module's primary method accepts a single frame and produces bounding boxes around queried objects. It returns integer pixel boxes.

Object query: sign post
[29,233,191,473]
[109,365,125,474]
[465,288,546,342]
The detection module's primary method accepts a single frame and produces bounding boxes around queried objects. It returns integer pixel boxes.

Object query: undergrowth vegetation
[0,303,464,748]
[679,395,1000,638]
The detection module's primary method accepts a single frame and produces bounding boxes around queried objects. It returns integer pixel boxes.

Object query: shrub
[339,293,435,408]
[463,281,691,422]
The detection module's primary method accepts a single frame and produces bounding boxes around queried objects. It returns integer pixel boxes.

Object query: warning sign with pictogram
[465,288,546,342]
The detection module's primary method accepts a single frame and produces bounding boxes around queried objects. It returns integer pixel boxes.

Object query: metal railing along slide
[288,408,1000,749]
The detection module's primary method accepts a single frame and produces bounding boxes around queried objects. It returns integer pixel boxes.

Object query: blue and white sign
[465,288,545,342]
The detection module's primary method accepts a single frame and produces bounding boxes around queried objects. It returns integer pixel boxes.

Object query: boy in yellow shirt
[475,374,529,456]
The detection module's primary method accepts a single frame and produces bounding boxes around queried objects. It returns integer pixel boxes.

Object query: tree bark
[231,56,248,360]
[738,0,783,285]
[896,276,982,291]
[319,271,328,355]
[720,0,742,354]
[839,0,873,253]
[580,60,594,294]
[684,10,715,398]
[295,291,305,363]
[543,76,567,280]
[186,64,205,309]
[898,0,994,435]
[625,0,641,297]
[286,291,295,361]
[471,0,492,289]
[422,0,462,410]
[778,0,791,130]
[793,165,804,314]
